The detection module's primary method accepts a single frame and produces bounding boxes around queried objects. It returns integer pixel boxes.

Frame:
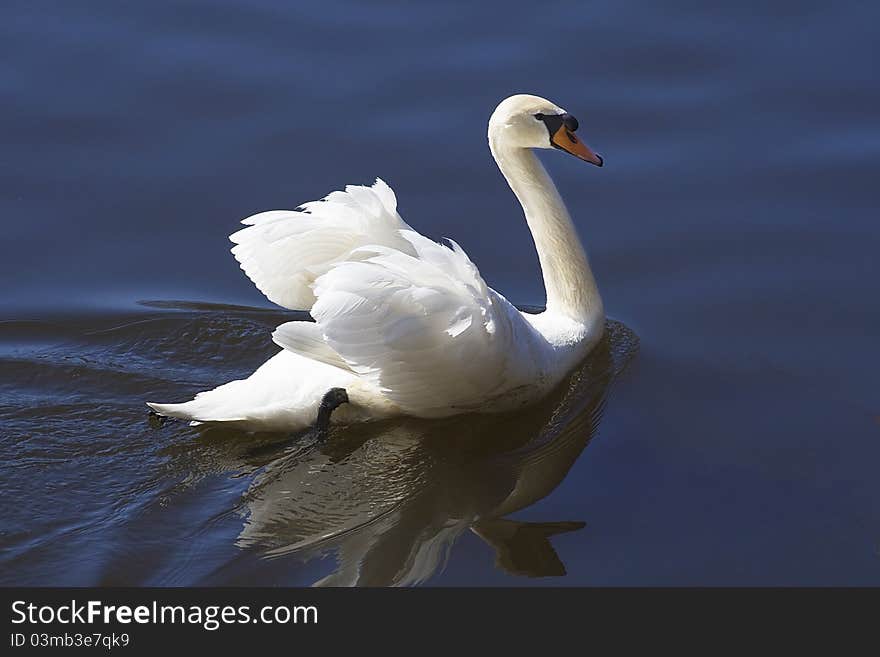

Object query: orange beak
[551,125,603,167]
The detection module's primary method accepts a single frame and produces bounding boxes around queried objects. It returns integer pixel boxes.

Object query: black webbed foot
[315,387,350,436]
[243,388,349,459]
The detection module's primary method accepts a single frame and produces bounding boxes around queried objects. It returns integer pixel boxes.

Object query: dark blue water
[1,0,878,585]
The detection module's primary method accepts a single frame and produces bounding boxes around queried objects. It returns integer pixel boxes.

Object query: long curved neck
[489,138,602,323]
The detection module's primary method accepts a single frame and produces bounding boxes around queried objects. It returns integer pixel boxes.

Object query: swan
[147,94,605,431]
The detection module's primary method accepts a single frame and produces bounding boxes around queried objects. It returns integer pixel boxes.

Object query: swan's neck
[490,140,602,323]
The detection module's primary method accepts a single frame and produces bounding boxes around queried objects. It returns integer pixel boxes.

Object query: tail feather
[145,398,247,424]
[145,350,362,432]
[147,378,257,424]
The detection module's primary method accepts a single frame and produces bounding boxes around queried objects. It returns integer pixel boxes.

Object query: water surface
[1,0,878,585]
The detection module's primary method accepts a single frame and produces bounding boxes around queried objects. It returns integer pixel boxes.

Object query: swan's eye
[534,113,545,121]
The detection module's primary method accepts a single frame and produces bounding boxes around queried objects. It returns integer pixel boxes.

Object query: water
[1,0,877,585]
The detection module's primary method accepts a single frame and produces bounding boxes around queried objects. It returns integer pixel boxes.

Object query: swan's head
[488,94,603,167]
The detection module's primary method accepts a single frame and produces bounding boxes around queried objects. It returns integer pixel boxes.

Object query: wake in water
[0,302,637,585]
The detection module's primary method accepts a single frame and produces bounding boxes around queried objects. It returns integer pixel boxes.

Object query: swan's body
[148,94,605,431]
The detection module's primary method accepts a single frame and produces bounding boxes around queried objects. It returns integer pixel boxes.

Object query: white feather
[271,321,351,372]
[230,179,414,310]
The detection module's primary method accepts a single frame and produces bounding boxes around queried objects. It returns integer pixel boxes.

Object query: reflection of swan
[230,321,636,585]
[148,94,606,431]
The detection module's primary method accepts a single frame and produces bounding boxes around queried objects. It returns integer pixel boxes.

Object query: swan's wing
[230,178,415,310]
[308,230,540,416]
[271,320,352,372]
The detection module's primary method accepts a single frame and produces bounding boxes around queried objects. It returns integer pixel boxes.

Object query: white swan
[147,94,605,431]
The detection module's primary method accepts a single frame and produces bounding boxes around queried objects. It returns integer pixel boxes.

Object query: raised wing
[307,231,542,417]
[230,178,414,310]
[234,177,545,415]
